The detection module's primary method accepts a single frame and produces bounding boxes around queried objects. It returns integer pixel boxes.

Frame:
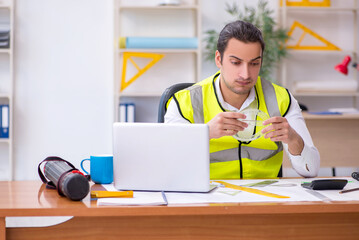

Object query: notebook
[113,122,215,192]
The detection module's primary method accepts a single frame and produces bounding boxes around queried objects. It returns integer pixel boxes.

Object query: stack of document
[0,24,10,48]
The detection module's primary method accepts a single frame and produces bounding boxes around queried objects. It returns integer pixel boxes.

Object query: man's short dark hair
[217,20,265,62]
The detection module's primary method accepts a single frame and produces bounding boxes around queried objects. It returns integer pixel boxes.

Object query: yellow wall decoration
[280,0,330,7]
[286,21,340,51]
[120,52,164,92]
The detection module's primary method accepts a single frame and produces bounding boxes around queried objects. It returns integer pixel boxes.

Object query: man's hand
[262,116,304,155]
[207,112,248,139]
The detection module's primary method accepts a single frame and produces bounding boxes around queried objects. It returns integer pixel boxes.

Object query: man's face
[215,38,262,96]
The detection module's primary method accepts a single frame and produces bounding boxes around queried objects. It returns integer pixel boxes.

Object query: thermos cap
[61,173,90,201]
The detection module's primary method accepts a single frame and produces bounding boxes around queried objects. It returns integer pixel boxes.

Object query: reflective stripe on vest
[188,84,204,123]
[210,144,283,163]
[261,78,280,117]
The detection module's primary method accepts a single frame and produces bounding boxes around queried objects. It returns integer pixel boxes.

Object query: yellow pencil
[91,190,133,198]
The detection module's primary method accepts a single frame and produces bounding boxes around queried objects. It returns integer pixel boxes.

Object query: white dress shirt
[165,75,320,177]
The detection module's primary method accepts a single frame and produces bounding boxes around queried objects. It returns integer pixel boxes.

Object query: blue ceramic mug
[81,155,113,184]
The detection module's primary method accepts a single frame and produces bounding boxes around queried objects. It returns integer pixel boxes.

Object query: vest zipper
[238,142,243,179]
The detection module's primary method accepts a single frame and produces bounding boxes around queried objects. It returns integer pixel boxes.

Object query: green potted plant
[204,0,289,83]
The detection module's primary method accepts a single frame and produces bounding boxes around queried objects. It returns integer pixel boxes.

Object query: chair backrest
[278,166,282,178]
[157,83,194,123]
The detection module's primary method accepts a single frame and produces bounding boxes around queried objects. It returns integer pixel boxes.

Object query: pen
[339,188,359,194]
[90,190,133,198]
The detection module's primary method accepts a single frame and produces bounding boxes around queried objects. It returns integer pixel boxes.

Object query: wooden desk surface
[1,181,359,217]
[1,181,359,240]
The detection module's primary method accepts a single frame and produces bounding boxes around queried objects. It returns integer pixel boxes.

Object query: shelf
[0,0,13,180]
[303,112,359,120]
[114,0,201,123]
[0,93,10,98]
[279,0,359,112]
[0,138,9,143]
[119,92,163,97]
[0,48,10,54]
[293,91,359,97]
[119,5,198,11]
[117,49,199,53]
[287,49,356,55]
[280,7,358,12]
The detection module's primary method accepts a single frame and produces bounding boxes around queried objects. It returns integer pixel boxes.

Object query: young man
[165,20,320,179]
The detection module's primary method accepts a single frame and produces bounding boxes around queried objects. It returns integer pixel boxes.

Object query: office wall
[11,0,357,180]
[13,0,114,180]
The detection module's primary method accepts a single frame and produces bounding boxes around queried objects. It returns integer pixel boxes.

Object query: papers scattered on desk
[166,178,358,204]
[97,184,167,206]
[97,178,359,206]
[97,191,167,206]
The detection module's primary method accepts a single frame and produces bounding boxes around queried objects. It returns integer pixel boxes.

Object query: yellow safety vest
[168,72,291,179]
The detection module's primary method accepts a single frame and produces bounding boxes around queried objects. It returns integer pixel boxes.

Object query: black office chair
[157,82,194,123]
[278,166,282,178]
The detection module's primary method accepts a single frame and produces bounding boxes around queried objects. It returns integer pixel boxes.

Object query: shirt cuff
[285,142,320,177]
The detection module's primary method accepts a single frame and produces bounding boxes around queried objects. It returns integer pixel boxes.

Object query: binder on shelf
[127,103,135,122]
[0,30,10,48]
[119,37,198,49]
[119,103,136,122]
[0,32,9,41]
[0,24,10,48]
[119,104,126,122]
[0,41,9,48]
[0,104,9,138]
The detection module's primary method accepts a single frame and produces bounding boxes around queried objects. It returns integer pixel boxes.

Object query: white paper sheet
[97,178,359,206]
[97,184,167,206]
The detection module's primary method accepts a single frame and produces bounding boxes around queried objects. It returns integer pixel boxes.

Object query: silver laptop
[113,122,215,192]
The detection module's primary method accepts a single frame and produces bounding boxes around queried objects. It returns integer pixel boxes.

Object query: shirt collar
[215,74,256,112]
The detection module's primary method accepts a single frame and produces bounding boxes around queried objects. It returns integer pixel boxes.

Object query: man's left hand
[262,116,304,156]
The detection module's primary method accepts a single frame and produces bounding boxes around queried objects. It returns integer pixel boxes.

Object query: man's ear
[215,50,222,68]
